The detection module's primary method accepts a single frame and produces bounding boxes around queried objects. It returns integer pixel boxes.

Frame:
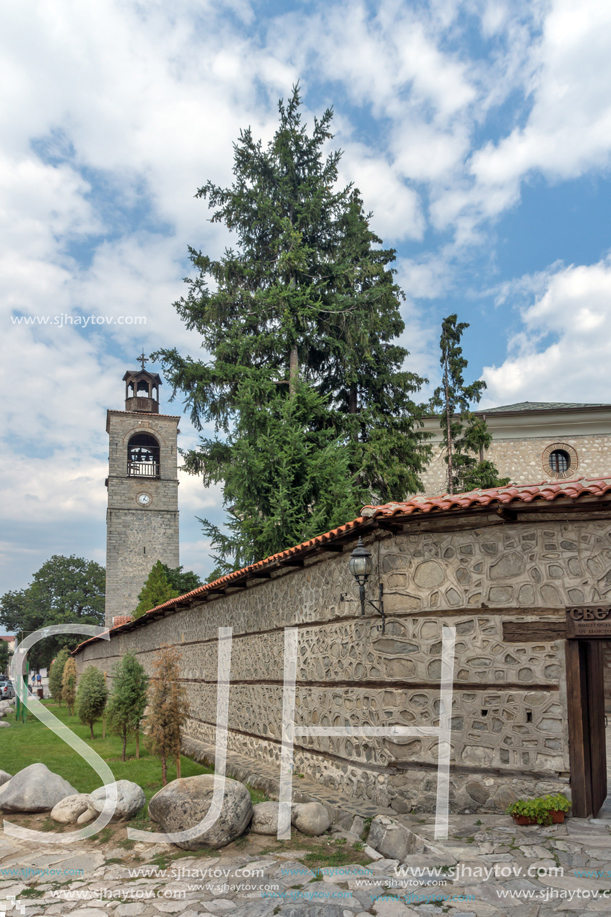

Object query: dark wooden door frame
[566,639,607,817]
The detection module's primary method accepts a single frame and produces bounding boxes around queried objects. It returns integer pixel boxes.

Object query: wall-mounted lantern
[349,536,386,632]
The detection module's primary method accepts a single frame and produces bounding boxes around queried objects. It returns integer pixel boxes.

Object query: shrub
[61,657,78,716]
[106,653,149,761]
[143,644,189,785]
[75,666,108,738]
[49,647,71,706]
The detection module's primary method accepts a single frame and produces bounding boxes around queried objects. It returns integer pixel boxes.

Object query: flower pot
[551,810,565,823]
[513,815,538,826]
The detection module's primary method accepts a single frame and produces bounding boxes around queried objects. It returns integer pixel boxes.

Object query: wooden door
[566,639,607,816]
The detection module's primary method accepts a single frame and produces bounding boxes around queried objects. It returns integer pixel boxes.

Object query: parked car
[0,679,15,699]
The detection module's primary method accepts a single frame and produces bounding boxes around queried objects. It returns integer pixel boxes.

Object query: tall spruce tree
[155,87,430,571]
[431,314,509,494]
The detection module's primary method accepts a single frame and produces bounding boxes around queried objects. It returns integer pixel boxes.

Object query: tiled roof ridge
[72,475,611,654]
[107,409,181,419]
[362,476,611,518]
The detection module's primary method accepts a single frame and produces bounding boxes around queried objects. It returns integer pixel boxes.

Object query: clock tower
[104,355,180,628]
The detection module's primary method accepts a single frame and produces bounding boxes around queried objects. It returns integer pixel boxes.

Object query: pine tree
[106,653,149,761]
[49,646,71,706]
[431,314,509,494]
[62,657,77,716]
[154,86,429,569]
[133,561,180,619]
[75,666,108,739]
[143,644,189,785]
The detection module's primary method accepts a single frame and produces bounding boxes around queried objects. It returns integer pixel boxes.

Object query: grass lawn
[0,699,213,805]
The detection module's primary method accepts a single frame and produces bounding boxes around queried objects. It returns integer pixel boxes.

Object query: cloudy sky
[1,0,611,601]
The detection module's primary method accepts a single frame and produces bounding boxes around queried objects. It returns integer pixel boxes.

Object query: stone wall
[420,433,611,496]
[77,515,610,814]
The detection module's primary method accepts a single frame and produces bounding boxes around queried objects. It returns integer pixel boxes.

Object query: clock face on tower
[137,492,152,506]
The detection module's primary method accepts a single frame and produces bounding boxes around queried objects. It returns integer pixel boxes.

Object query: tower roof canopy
[122,369,162,386]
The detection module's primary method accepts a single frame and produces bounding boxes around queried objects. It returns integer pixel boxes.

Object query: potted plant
[506,792,571,826]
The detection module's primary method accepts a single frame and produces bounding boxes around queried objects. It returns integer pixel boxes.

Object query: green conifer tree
[143,644,189,785]
[154,87,430,569]
[161,564,202,595]
[132,561,180,619]
[106,653,149,760]
[431,314,509,494]
[62,657,77,716]
[49,646,71,706]
[75,665,108,739]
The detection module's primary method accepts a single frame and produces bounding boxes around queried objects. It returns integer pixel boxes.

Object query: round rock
[89,780,145,821]
[148,775,253,850]
[0,763,78,812]
[250,801,280,835]
[50,793,93,824]
[291,802,331,836]
[0,770,11,787]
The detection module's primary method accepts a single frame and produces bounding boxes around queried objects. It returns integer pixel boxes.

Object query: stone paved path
[2,811,611,917]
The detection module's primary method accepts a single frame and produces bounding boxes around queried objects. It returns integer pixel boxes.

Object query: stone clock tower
[105,356,180,628]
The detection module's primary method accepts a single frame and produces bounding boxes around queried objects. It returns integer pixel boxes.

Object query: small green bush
[506,792,571,825]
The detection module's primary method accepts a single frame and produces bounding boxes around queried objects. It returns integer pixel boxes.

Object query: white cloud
[471,0,611,212]
[482,255,611,404]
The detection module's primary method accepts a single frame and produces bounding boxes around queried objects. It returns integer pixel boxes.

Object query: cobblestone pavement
[2,811,611,917]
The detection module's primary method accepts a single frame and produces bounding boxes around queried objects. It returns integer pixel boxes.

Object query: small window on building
[549,449,570,474]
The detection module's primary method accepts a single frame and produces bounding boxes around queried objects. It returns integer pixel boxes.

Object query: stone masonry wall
[420,433,611,496]
[105,410,179,625]
[78,515,611,814]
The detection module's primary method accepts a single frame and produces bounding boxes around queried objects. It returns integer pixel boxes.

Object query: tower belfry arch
[105,359,180,628]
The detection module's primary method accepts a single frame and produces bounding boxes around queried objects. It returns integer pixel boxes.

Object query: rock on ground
[367,815,412,862]
[77,808,96,825]
[0,721,10,727]
[291,802,331,836]
[0,763,78,812]
[89,780,145,820]
[148,774,253,850]
[250,801,280,835]
[0,770,11,786]
[50,793,93,824]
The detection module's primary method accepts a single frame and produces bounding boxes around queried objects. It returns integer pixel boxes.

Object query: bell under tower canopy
[123,368,162,413]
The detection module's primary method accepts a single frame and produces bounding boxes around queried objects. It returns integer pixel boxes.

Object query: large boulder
[89,780,145,821]
[251,801,280,835]
[0,764,77,813]
[0,770,11,787]
[50,794,93,825]
[148,775,253,850]
[291,802,331,836]
[0,722,9,728]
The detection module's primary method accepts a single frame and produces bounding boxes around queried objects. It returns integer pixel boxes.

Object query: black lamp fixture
[349,536,385,632]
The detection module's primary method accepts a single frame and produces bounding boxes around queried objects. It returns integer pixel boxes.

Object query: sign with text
[566,606,611,638]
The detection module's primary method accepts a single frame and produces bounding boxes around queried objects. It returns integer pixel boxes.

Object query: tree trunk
[349,382,357,414]
[289,345,298,396]
[161,753,167,786]
[102,715,105,740]
[122,732,127,763]
[90,723,94,740]
[443,346,453,495]
[175,755,181,779]
[136,731,140,759]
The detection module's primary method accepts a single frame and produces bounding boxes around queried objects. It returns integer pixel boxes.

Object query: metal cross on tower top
[138,350,148,371]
